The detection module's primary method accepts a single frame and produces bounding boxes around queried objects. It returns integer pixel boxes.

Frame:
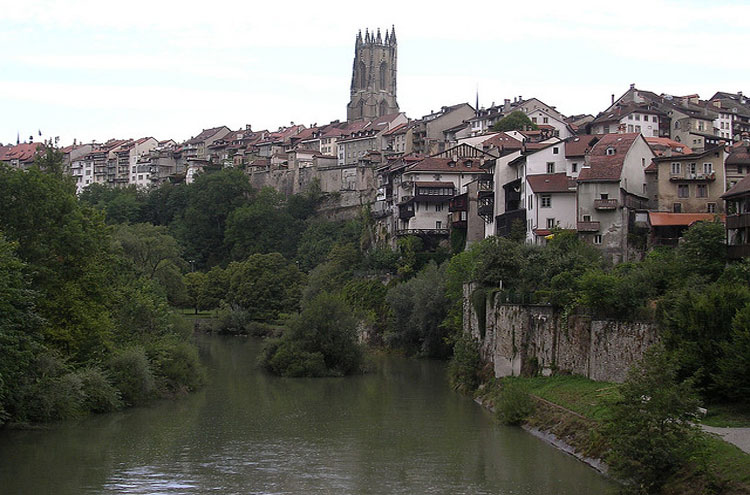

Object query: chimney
[611,94,615,105]
[630,83,635,89]
[245,124,252,131]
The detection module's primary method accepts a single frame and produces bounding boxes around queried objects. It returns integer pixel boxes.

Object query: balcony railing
[669,171,716,182]
[577,221,600,232]
[395,228,449,237]
[594,198,618,210]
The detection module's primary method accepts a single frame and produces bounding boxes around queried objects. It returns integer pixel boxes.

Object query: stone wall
[464,284,659,383]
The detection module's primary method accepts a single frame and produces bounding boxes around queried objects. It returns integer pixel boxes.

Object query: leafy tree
[263,292,363,377]
[677,220,726,280]
[713,303,750,402]
[603,346,703,494]
[225,187,301,260]
[183,271,207,314]
[113,223,183,280]
[491,111,538,132]
[176,168,254,268]
[386,262,450,357]
[227,253,305,321]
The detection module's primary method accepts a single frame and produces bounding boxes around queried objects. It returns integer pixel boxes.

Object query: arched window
[380,100,388,116]
[359,62,367,89]
[380,62,387,89]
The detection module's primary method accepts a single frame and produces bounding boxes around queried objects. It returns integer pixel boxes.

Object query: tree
[714,303,750,402]
[224,187,301,261]
[491,111,538,132]
[183,272,207,315]
[262,292,363,377]
[227,253,306,321]
[677,220,726,280]
[176,168,255,268]
[603,346,703,494]
[113,223,183,280]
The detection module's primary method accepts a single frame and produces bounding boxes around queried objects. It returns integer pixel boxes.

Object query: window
[653,116,658,123]
[600,193,609,200]
[552,147,559,154]
[707,203,716,213]
[572,162,578,173]
[594,234,602,245]
[546,218,556,229]
[531,117,537,123]
[541,194,551,208]
[643,183,647,195]
[435,203,443,212]
[603,125,610,134]
[546,162,555,173]
[435,221,442,229]
[528,195,533,209]
[688,163,697,176]
[703,162,713,174]
[635,125,641,133]
[628,124,634,133]
[583,215,591,222]
[678,185,689,198]
[675,121,680,129]
[696,184,707,197]
[673,202,682,213]
[544,117,549,124]
[628,114,633,120]
[671,162,681,175]
[635,114,641,121]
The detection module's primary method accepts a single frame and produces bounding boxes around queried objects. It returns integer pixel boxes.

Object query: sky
[2,0,748,146]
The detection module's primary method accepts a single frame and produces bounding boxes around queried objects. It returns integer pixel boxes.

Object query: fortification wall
[463,284,659,383]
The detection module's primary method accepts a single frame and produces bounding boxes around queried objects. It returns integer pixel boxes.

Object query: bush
[76,367,122,413]
[108,347,155,406]
[603,346,704,494]
[448,333,481,394]
[495,380,536,425]
[262,292,364,377]
[16,352,85,423]
[147,340,205,395]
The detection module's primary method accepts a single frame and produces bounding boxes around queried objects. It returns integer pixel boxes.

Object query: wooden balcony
[594,198,618,210]
[726,213,750,230]
[669,171,716,182]
[728,244,750,259]
[577,221,600,232]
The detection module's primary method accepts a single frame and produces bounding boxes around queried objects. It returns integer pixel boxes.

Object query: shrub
[76,367,122,413]
[448,333,482,394]
[262,292,364,377]
[108,346,155,406]
[147,340,205,395]
[495,380,536,425]
[17,352,85,422]
[603,346,704,494]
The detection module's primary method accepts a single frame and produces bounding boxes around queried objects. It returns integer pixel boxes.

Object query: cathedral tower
[347,26,399,122]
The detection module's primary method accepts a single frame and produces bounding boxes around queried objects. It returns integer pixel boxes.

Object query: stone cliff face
[463,284,659,383]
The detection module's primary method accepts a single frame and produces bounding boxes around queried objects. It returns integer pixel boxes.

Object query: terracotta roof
[526,173,576,193]
[645,161,657,172]
[578,133,640,182]
[480,132,523,151]
[645,137,692,156]
[565,135,600,157]
[382,122,409,136]
[407,156,486,173]
[187,126,230,144]
[722,173,750,199]
[415,181,455,188]
[0,143,42,163]
[648,212,724,227]
[726,143,750,165]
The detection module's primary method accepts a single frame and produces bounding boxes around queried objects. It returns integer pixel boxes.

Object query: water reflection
[0,335,615,494]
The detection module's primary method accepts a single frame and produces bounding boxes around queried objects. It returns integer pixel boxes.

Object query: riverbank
[476,376,750,495]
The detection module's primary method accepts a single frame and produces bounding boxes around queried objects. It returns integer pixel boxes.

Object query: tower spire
[390,25,396,45]
[376,28,382,44]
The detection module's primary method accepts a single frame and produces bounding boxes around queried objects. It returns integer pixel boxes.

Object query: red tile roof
[648,212,724,227]
[382,122,409,136]
[578,133,640,182]
[722,172,750,199]
[726,143,750,165]
[480,132,523,151]
[645,137,692,156]
[565,135,600,157]
[0,143,42,163]
[526,173,576,193]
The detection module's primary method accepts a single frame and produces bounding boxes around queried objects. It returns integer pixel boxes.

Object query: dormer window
[606,147,616,156]
[448,160,456,168]
[465,160,472,168]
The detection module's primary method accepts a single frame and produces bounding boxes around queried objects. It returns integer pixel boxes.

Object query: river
[0,335,616,494]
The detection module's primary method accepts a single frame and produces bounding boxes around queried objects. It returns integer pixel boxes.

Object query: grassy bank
[480,376,750,495]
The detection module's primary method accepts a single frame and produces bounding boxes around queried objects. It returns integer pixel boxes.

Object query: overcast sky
[2,0,748,146]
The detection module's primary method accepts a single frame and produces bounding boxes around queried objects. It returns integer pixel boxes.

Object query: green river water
[0,335,616,494]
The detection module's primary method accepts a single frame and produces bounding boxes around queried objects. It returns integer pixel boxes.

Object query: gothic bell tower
[347,26,399,122]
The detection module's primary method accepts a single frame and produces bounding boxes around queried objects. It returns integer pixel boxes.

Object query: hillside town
[3,27,749,264]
